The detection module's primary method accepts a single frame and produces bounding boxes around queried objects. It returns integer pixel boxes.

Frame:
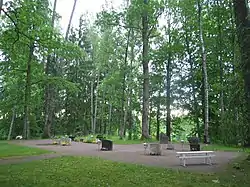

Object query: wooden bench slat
[176,151,214,154]
[179,155,215,159]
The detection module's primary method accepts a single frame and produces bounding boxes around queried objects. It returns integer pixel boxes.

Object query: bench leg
[208,157,212,165]
[183,158,186,167]
[204,157,212,165]
[179,158,185,166]
[204,157,208,164]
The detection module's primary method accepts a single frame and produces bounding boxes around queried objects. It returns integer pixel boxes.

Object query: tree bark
[23,43,34,139]
[197,0,209,144]
[127,28,135,140]
[166,58,171,141]
[7,107,15,140]
[93,74,99,134]
[149,97,152,135]
[43,0,57,138]
[108,103,112,135]
[65,0,77,40]
[0,0,3,15]
[166,18,172,141]
[141,0,150,139]
[156,92,160,141]
[91,80,94,134]
[233,0,250,146]
[120,29,131,139]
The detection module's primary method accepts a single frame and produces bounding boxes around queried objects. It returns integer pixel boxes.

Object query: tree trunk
[93,74,100,134]
[216,0,225,118]
[127,28,135,140]
[156,92,160,141]
[91,80,94,134]
[7,107,15,140]
[23,43,34,139]
[108,103,112,135]
[120,30,131,139]
[99,91,105,134]
[190,59,200,138]
[197,0,209,144]
[141,0,150,139]
[166,57,171,141]
[149,97,152,135]
[43,0,58,138]
[233,0,250,146]
[166,18,172,141]
[0,0,3,15]
[230,4,239,133]
[65,0,77,40]
[128,110,133,140]
[184,24,200,138]
[123,99,128,137]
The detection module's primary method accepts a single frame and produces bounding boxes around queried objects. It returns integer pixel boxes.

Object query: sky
[2,0,123,32]
[54,0,123,33]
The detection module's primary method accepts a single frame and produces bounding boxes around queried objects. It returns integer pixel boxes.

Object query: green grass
[0,142,52,158]
[202,144,250,153]
[0,156,250,187]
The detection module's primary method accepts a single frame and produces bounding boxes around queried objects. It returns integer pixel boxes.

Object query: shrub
[84,135,96,143]
[96,134,106,140]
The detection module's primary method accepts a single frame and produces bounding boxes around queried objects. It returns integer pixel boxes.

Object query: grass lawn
[0,141,52,159]
[202,144,250,153]
[0,156,249,187]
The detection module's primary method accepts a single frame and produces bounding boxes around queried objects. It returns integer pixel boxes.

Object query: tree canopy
[0,0,249,146]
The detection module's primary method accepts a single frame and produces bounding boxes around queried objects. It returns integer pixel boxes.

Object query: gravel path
[1,139,242,173]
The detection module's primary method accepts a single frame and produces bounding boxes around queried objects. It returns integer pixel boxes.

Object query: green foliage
[84,135,96,143]
[171,116,195,141]
[0,0,248,146]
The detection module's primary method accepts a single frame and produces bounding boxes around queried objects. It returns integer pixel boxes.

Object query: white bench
[176,151,215,167]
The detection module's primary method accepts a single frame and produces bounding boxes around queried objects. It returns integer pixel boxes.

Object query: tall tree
[23,42,34,139]
[65,0,77,40]
[43,0,58,138]
[165,15,172,141]
[233,0,250,146]
[197,0,209,143]
[141,0,150,139]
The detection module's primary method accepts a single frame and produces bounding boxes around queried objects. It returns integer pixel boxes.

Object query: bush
[74,136,83,142]
[84,135,96,143]
[247,154,250,161]
[84,139,93,143]
[96,134,106,140]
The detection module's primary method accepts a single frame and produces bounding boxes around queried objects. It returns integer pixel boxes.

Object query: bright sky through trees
[54,0,123,32]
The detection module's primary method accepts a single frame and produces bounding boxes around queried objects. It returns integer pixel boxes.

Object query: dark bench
[101,140,113,151]
[187,137,200,151]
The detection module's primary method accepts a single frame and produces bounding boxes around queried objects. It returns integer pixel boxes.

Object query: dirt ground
[4,139,242,173]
